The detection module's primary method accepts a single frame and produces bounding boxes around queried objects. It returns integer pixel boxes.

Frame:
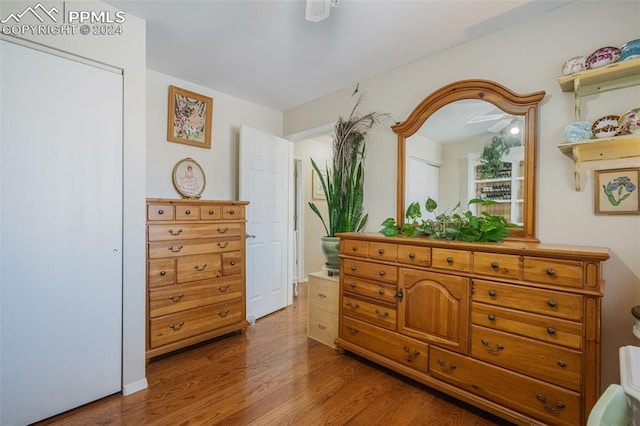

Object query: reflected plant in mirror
[380,197,516,242]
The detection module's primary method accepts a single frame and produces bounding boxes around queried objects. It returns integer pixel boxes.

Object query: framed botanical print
[594,167,640,215]
[167,85,213,149]
[172,157,206,199]
[312,168,326,200]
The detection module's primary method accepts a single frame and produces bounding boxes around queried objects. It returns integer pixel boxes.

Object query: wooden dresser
[146,198,249,360]
[307,271,339,348]
[336,232,609,426]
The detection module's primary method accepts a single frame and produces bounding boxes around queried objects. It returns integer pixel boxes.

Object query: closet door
[0,41,123,425]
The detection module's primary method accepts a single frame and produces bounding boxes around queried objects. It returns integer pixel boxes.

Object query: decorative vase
[320,236,340,275]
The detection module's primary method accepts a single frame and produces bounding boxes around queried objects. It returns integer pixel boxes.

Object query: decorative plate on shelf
[586,46,621,69]
[562,56,587,76]
[563,121,592,142]
[592,115,620,139]
[620,48,640,62]
[619,108,640,135]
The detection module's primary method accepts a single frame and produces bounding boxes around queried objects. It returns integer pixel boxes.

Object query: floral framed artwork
[312,169,326,200]
[594,167,639,215]
[167,85,213,149]
[172,157,206,199]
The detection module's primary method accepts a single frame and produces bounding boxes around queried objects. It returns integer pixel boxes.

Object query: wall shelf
[557,58,640,190]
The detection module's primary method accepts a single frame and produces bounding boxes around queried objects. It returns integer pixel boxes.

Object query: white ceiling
[105,0,576,111]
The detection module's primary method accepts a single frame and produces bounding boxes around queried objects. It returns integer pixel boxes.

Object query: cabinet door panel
[399,269,470,354]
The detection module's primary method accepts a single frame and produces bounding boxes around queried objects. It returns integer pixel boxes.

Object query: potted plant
[479,133,521,179]
[309,96,387,272]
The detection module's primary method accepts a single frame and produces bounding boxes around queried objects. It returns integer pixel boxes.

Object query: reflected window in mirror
[393,80,545,241]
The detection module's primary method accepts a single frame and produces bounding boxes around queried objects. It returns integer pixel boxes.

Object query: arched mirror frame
[392,79,545,241]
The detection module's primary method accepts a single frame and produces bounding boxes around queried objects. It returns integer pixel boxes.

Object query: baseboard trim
[122,378,148,396]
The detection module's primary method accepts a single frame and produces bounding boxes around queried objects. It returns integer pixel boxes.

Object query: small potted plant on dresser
[309,95,388,275]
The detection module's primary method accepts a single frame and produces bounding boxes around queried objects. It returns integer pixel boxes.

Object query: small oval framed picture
[172,157,206,199]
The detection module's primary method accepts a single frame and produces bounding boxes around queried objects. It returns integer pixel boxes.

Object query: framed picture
[312,169,326,200]
[172,158,206,199]
[167,85,213,149]
[594,167,640,215]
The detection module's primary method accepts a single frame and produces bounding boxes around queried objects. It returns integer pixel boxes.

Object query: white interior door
[239,126,292,321]
[0,41,123,425]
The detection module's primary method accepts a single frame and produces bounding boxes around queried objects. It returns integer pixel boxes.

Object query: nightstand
[307,271,339,348]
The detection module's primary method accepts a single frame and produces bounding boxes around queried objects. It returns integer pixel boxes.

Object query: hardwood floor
[38,284,513,426]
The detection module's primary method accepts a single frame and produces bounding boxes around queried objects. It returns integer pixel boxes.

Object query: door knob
[246,234,256,239]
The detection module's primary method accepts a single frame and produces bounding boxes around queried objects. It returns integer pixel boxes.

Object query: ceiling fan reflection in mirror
[468,113,516,133]
[306,0,340,22]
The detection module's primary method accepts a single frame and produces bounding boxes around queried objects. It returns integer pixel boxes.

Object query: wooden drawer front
[523,257,583,288]
[148,258,175,288]
[472,279,583,321]
[200,205,222,220]
[149,299,242,348]
[343,275,397,305]
[342,316,427,373]
[397,245,431,268]
[472,303,583,350]
[148,238,241,259]
[176,253,222,283]
[222,205,244,220]
[308,306,338,348]
[222,252,242,276]
[473,252,520,279]
[341,239,369,257]
[148,204,174,221]
[149,224,234,241]
[343,259,397,284]
[175,205,200,221]
[368,242,397,262]
[343,295,396,330]
[471,325,582,392]
[149,277,242,318]
[429,346,581,426]
[309,277,339,314]
[432,248,471,272]
[210,223,242,237]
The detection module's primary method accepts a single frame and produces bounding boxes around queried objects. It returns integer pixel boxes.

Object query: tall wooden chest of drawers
[146,198,249,359]
[336,232,609,426]
[307,271,339,348]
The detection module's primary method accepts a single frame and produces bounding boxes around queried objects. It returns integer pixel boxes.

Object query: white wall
[284,1,640,389]
[294,136,332,278]
[146,70,282,200]
[0,0,147,395]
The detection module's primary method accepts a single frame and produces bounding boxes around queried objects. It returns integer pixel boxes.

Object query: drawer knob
[168,228,183,236]
[547,327,557,335]
[481,339,504,354]
[350,282,356,288]
[557,361,567,368]
[185,210,191,215]
[375,309,389,318]
[408,253,415,259]
[378,271,385,276]
[230,261,236,266]
[547,299,558,308]
[488,289,497,297]
[351,266,357,271]
[217,285,229,292]
[487,314,496,321]
[536,394,566,412]
[378,289,384,295]
[352,245,358,251]
[546,268,556,276]
[437,359,457,373]
[446,257,454,264]
[169,245,183,253]
[491,261,499,269]
[346,326,359,335]
[346,301,360,309]
[158,209,164,215]
[169,294,183,302]
[209,210,215,215]
[217,310,230,317]
[160,270,166,276]
[403,346,421,361]
[194,263,208,271]
[378,248,385,255]
[169,321,184,331]
[217,227,229,234]
[217,241,229,248]
[229,209,235,215]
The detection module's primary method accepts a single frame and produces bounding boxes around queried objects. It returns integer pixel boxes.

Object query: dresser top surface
[147,198,249,205]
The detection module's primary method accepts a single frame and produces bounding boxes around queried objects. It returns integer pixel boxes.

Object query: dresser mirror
[392,80,545,241]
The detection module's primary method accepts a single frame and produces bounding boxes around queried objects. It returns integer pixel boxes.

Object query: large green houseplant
[309,96,387,271]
